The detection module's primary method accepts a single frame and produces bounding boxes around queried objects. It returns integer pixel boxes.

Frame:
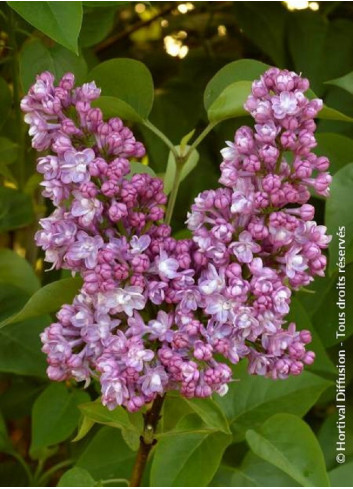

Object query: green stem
[100,478,129,486]
[35,459,73,486]
[164,122,217,225]
[12,452,34,486]
[165,159,182,225]
[142,120,178,159]
[33,457,45,482]
[184,121,217,160]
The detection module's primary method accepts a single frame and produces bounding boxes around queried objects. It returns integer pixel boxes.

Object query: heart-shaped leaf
[8,2,83,54]
[214,361,331,440]
[246,414,330,486]
[58,467,96,487]
[151,414,231,486]
[88,58,154,121]
[204,59,269,110]
[207,81,252,123]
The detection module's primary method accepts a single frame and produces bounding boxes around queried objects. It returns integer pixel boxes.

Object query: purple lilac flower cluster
[187,67,331,379]
[22,68,330,411]
[22,72,232,410]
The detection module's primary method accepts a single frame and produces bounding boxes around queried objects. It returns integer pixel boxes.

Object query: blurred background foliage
[0,1,353,486]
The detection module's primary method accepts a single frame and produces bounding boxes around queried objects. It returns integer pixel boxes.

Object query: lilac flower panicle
[23,67,331,411]
[186,67,331,380]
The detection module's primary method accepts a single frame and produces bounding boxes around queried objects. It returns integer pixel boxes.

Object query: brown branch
[129,394,165,487]
[95,4,175,54]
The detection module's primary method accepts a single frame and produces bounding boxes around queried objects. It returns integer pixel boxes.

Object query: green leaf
[0,163,17,184]
[160,393,193,433]
[8,1,83,54]
[79,400,142,451]
[91,96,144,123]
[306,88,353,122]
[314,133,353,175]
[76,427,135,480]
[0,138,18,165]
[184,397,230,434]
[48,44,87,83]
[0,282,47,378]
[139,81,201,174]
[326,163,353,274]
[121,429,141,452]
[0,138,18,182]
[24,174,42,197]
[164,146,199,195]
[20,39,87,92]
[319,414,353,470]
[0,284,29,322]
[82,1,130,6]
[232,3,288,66]
[212,455,300,488]
[72,416,95,442]
[0,316,47,378]
[30,384,90,455]
[329,460,353,486]
[288,11,328,95]
[79,6,115,47]
[288,15,353,97]
[180,129,195,152]
[212,465,257,487]
[214,361,331,440]
[127,161,157,179]
[0,78,12,130]
[121,426,140,452]
[20,39,53,92]
[79,400,137,432]
[246,414,330,486]
[0,249,40,295]
[58,467,96,487]
[307,263,353,347]
[287,297,336,375]
[0,277,82,329]
[0,187,34,232]
[326,70,353,95]
[207,81,253,123]
[173,229,192,240]
[238,452,300,487]
[0,378,43,420]
[151,414,231,486]
[204,59,269,111]
[319,104,353,123]
[88,58,154,120]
